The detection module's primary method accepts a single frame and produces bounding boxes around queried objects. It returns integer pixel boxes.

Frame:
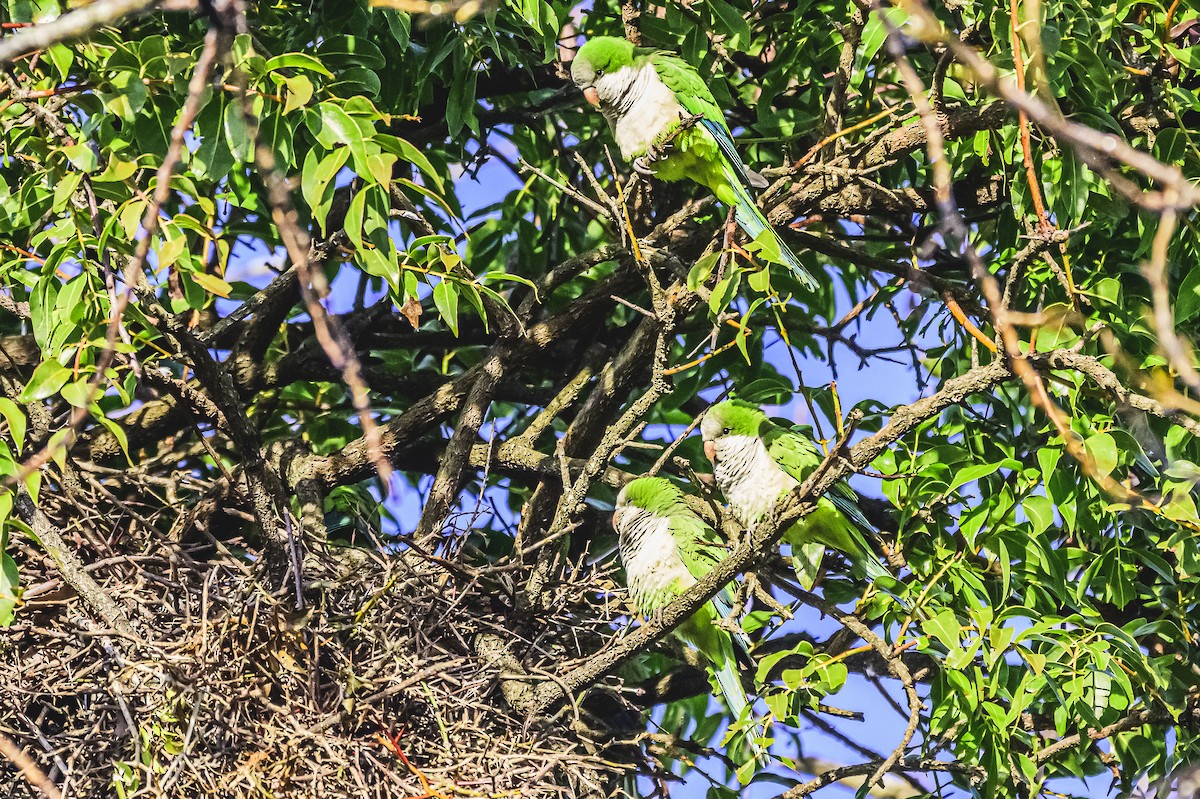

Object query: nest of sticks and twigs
[0,492,639,799]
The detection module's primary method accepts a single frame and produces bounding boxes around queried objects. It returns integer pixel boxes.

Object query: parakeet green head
[613,476,685,532]
[616,476,683,513]
[701,400,767,460]
[570,36,637,108]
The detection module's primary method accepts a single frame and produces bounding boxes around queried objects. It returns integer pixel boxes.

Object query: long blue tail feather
[729,179,818,290]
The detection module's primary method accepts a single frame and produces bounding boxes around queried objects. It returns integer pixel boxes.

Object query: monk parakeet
[570,36,817,289]
[613,477,754,722]
[701,400,892,588]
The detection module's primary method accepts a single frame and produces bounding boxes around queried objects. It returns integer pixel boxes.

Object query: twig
[227,3,395,489]
[13,492,137,638]
[0,731,62,799]
[879,7,1151,512]
[414,351,505,542]
[819,5,867,150]
[519,159,613,221]
[905,0,1200,209]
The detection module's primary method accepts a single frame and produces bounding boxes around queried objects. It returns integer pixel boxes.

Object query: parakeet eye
[722,427,730,435]
[595,68,604,77]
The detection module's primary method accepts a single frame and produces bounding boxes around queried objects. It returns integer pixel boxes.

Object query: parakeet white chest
[619,512,694,615]
[597,62,686,161]
[713,435,797,526]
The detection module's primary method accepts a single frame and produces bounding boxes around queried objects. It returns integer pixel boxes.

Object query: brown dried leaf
[400,296,423,330]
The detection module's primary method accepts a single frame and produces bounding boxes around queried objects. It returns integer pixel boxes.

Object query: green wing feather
[663,503,766,760]
[764,424,891,582]
[648,53,767,190]
[646,52,723,120]
[645,52,818,288]
[669,512,750,654]
[763,425,822,479]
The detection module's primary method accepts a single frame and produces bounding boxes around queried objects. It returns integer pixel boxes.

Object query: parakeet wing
[647,52,722,119]
[669,511,750,654]
[827,484,875,534]
[669,511,724,578]
[765,427,875,529]
[649,52,764,190]
[764,425,822,480]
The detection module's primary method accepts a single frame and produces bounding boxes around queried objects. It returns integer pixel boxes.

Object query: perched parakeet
[570,36,817,289]
[613,477,753,721]
[701,400,893,587]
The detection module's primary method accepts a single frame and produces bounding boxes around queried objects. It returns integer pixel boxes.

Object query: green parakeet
[612,477,754,723]
[701,400,892,588]
[570,36,817,289]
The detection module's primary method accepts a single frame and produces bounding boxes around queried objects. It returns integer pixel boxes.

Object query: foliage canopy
[2,0,1200,797]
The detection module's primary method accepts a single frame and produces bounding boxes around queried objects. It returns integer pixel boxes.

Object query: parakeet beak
[704,439,716,462]
[611,506,623,530]
[583,86,600,107]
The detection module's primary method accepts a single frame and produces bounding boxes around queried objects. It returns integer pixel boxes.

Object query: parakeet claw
[632,155,656,176]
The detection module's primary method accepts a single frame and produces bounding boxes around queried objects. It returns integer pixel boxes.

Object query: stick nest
[0,503,635,798]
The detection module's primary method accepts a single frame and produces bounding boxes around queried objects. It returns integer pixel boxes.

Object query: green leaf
[260,112,296,167]
[445,65,478,137]
[0,398,26,454]
[307,102,373,172]
[1084,432,1118,476]
[93,156,138,183]
[190,271,233,297]
[1051,148,1089,223]
[93,413,130,464]
[223,101,254,163]
[738,377,794,405]
[857,13,891,79]
[705,0,751,47]
[922,609,960,652]
[60,378,92,408]
[345,188,368,248]
[1176,265,1200,323]
[315,35,387,69]
[366,152,397,189]
[60,142,98,172]
[102,70,148,123]
[264,52,335,76]
[20,360,71,402]
[947,461,1009,494]
[282,73,315,115]
[1024,494,1055,536]
[687,252,721,291]
[301,146,350,231]
[0,545,17,627]
[192,99,234,182]
[46,43,73,80]
[376,134,445,193]
[52,170,82,212]
[433,279,460,336]
[709,270,741,315]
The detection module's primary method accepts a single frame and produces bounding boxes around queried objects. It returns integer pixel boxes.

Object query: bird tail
[808,504,929,620]
[724,177,819,290]
[709,631,769,765]
[858,548,895,585]
[711,636,748,720]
